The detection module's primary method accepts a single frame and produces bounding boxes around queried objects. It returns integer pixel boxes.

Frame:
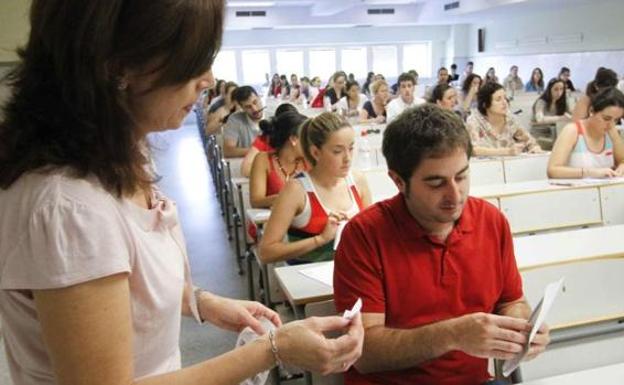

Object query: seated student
[362,71,375,99]
[571,67,618,121]
[532,78,572,125]
[424,67,450,101]
[548,87,624,179]
[335,81,367,121]
[524,67,544,93]
[466,82,542,156]
[334,104,550,385]
[386,72,426,123]
[460,73,482,116]
[428,83,459,112]
[259,112,372,265]
[240,103,298,177]
[288,84,306,107]
[324,71,348,110]
[449,63,460,83]
[485,67,499,84]
[205,81,238,135]
[249,111,309,208]
[503,65,523,94]
[362,79,389,123]
[459,61,474,86]
[223,85,264,158]
[558,66,576,92]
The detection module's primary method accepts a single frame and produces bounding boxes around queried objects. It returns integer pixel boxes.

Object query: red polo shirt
[334,194,523,385]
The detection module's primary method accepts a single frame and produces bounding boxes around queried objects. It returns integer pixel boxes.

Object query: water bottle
[357,131,373,170]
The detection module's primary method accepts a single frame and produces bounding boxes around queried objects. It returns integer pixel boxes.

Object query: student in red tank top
[259,112,372,265]
[249,110,309,209]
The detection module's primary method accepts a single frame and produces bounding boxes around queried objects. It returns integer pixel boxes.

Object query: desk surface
[518,363,624,385]
[515,224,624,270]
[274,262,334,306]
[274,225,624,305]
[471,177,624,199]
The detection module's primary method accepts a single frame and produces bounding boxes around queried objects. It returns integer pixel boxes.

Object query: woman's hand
[275,314,364,375]
[199,293,281,335]
[317,212,346,245]
[615,163,624,176]
[587,167,618,178]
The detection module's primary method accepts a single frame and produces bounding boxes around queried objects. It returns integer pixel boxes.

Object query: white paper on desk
[299,262,334,287]
[333,221,348,250]
[502,277,565,377]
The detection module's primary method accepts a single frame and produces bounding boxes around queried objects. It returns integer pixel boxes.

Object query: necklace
[275,155,300,182]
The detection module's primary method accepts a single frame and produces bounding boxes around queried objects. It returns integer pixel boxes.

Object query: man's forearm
[497,298,531,320]
[356,318,457,374]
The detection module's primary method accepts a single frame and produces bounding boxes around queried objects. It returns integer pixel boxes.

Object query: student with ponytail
[259,112,372,265]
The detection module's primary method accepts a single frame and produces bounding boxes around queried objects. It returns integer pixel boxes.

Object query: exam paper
[299,262,334,287]
[333,221,348,250]
[502,277,565,377]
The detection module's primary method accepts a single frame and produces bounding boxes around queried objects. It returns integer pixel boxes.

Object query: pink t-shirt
[0,168,201,384]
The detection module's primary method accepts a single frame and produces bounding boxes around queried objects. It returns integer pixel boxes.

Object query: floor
[0,112,299,384]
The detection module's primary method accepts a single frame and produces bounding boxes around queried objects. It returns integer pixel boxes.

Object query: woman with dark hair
[240,103,298,177]
[249,111,309,208]
[485,67,499,84]
[525,67,545,93]
[323,71,347,110]
[466,82,542,156]
[278,74,291,99]
[205,80,238,134]
[269,73,281,97]
[259,112,371,265]
[335,81,367,120]
[460,73,482,115]
[572,67,619,121]
[428,83,458,112]
[548,87,624,179]
[532,78,571,125]
[362,71,375,98]
[0,1,364,384]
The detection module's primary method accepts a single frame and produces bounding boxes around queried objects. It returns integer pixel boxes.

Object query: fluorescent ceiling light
[228,1,275,7]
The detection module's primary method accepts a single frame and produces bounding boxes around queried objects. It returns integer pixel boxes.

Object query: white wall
[466,0,624,89]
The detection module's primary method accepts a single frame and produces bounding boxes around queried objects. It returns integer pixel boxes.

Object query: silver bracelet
[268,329,282,367]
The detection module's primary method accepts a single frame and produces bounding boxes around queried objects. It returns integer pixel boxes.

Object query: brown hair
[382,104,472,184]
[300,112,350,166]
[370,79,388,95]
[0,0,224,196]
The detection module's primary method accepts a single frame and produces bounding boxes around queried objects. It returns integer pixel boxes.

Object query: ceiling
[224,0,597,30]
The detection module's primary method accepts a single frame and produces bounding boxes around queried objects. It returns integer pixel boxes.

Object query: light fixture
[227,1,275,7]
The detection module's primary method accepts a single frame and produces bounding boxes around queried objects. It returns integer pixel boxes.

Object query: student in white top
[0,2,364,385]
[386,72,426,122]
[335,81,368,121]
[548,87,624,179]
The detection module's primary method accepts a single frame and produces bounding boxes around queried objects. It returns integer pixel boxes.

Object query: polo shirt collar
[389,194,475,241]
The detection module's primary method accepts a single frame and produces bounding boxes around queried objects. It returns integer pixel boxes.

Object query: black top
[363,101,385,119]
[325,88,341,105]
[565,79,576,92]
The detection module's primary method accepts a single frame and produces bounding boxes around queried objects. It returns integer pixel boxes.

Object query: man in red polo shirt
[334,104,550,385]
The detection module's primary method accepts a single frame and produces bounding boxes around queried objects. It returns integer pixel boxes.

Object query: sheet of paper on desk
[299,262,334,287]
[333,221,348,250]
[502,277,565,377]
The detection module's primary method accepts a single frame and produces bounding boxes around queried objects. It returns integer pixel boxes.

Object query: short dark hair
[274,102,298,116]
[467,61,474,66]
[590,87,624,113]
[0,0,225,196]
[559,67,570,75]
[450,63,457,70]
[397,72,416,86]
[259,111,307,150]
[477,82,504,115]
[233,86,257,104]
[382,104,472,184]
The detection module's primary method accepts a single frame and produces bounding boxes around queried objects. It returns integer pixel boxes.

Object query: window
[241,49,270,85]
[276,49,304,78]
[340,47,367,81]
[402,43,432,78]
[309,48,336,83]
[211,50,237,82]
[372,45,398,78]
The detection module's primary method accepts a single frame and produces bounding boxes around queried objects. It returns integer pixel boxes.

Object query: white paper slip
[333,221,348,250]
[343,298,362,320]
[298,262,334,287]
[502,277,565,377]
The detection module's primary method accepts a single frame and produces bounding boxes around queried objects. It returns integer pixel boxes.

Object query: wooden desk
[519,363,624,385]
